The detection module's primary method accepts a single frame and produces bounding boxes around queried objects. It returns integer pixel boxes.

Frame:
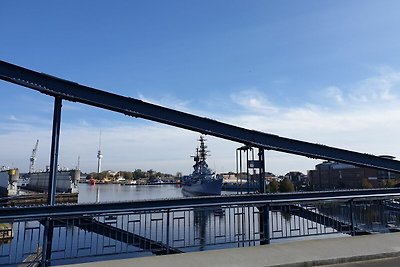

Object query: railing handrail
[1,188,400,220]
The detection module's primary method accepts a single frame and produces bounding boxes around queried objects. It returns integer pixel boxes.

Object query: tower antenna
[76,155,80,170]
[97,131,103,173]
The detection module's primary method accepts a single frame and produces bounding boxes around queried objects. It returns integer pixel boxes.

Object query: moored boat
[182,136,222,196]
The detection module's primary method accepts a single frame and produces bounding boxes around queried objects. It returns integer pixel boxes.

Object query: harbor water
[2,183,397,266]
[78,182,256,203]
[78,183,185,203]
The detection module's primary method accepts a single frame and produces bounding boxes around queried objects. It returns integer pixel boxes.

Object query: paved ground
[325,256,400,267]
[61,232,400,267]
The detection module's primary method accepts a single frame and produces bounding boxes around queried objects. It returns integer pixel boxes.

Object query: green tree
[361,178,373,189]
[279,178,295,193]
[268,179,280,193]
[381,179,396,188]
[133,169,145,180]
[387,179,397,188]
[122,171,133,180]
[93,171,108,180]
[147,169,155,178]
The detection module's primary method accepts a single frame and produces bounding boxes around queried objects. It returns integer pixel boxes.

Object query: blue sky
[1,1,400,175]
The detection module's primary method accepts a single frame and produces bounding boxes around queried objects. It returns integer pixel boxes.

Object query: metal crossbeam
[1,188,400,220]
[1,60,400,171]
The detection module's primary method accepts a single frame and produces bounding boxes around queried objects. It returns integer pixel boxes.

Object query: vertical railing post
[258,147,268,245]
[246,149,250,194]
[42,96,62,266]
[258,147,265,194]
[260,203,270,245]
[166,209,170,254]
[349,199,355,236]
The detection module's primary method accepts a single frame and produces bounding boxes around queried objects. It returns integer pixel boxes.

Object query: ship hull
[23,170,80,193]
[182,179,223,196]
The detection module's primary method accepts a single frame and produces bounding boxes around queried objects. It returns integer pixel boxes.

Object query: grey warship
[182,136,223,196]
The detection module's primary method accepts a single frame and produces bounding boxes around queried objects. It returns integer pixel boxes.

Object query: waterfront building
[308,156,400,190]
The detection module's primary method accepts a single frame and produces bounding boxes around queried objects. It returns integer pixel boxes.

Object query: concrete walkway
[61,233,400,267]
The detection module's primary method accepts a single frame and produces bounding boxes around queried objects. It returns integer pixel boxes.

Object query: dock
[0,192,78,206]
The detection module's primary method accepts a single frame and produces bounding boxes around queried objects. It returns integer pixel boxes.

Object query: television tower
[97,132,103,173]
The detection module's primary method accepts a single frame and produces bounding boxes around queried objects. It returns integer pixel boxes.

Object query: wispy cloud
[350,67,400,103]
[324,86,344,104]
[8,115,18,121]
[219,67,400,172]
[229,89,278,114]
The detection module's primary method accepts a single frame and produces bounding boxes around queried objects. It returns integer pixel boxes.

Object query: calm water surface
[78,183,187,203]
[2,184,367,266]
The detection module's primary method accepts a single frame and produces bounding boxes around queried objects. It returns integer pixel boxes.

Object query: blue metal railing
[1,189,400,266]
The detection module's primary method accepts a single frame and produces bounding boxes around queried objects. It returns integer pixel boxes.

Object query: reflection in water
[193,209,208,251]
[5,183,400,265]
[193,207,225,251]
[317,201,394,233]
[281,211,292,222]
[79,183,185,203]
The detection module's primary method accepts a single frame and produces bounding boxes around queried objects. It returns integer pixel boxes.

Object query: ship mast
[191,148,200,170]
[198,136,209,162]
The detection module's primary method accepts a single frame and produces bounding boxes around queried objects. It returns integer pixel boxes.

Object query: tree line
[88,169,178,182]
[267,178,295,193]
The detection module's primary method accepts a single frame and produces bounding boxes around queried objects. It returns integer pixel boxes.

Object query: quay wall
[0,169,19,196]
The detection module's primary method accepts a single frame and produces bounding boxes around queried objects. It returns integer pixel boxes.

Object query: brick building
[308,156,399,190]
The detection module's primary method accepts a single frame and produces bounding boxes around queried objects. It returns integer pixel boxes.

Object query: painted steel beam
[1,188,400,221]
[1,60,400,171]
[47,97,62,205]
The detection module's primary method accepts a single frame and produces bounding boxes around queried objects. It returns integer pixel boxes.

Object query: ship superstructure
[182,136,222,196]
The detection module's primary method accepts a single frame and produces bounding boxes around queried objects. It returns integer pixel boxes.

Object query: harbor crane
[29,139,39,173]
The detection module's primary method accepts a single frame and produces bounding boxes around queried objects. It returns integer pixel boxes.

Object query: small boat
[182,136,223,196]
[89,178,96,185]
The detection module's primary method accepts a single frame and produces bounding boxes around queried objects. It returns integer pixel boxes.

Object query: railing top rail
[1,188,400,221]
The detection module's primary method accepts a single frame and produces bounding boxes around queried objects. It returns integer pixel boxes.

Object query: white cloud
[324,86,344,104]
[230,89,278,114]
[78,119,90,127]
[9,115,18,121]
[221,68,400,172]
[350,67,400,102]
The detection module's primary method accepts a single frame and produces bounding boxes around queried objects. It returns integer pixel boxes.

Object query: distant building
[285,171,309,190]
[308,156,400,190]
[221,172,278,185]
[221,173,237,183]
